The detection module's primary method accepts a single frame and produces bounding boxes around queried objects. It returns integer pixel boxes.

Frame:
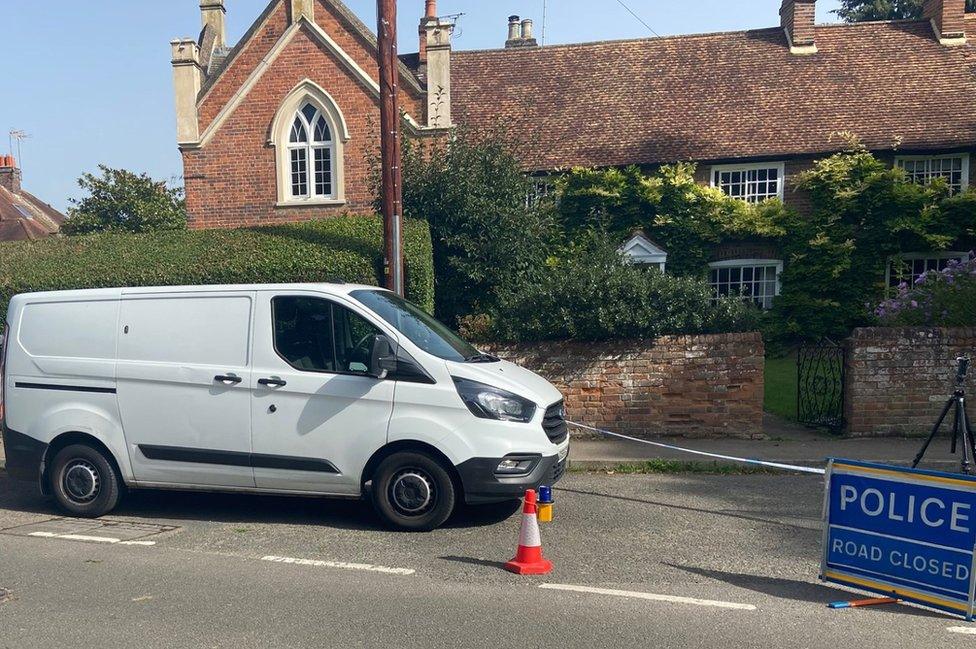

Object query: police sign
[822,459,976,619]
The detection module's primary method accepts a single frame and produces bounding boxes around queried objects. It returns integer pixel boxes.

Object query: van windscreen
[350,290,482,362]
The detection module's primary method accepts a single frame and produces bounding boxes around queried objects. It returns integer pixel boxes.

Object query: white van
[0,284,568,531]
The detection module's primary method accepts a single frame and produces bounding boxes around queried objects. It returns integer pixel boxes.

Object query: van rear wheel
[49,444,121,518]
[370,451,456,532]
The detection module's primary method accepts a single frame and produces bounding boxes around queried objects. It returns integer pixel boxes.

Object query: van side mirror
[369,335,398,379]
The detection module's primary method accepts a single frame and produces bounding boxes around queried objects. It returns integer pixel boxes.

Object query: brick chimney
[0,156,22,194]
[924,0,967,45]
[780,0,817,55]
[200,0,226,49]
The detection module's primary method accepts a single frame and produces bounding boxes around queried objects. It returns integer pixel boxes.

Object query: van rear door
[117,291,255,488]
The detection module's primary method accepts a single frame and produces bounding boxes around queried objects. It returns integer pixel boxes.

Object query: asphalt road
[0,469,972,648]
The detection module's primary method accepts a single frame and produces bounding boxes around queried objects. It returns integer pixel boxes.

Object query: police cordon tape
[566,421,827,476]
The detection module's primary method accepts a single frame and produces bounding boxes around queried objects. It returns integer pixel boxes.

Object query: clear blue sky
[2,0,842,212]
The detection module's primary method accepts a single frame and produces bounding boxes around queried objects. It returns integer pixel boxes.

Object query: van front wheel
[49,444,121,518]
[370,452,455,532]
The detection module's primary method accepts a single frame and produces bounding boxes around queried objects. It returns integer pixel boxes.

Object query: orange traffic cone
[504,489,553,575]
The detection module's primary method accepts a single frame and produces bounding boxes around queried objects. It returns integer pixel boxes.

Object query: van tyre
[49,444,121,518]
[371,452,455,532]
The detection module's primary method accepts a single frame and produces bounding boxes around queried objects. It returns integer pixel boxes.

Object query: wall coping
[850,326,976,340]
[481,331,763,349]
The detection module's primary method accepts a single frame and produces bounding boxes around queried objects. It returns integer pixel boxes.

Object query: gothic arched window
[287,102,335,200]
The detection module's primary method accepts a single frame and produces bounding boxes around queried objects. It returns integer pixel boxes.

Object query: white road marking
[948,626,976,635]
[539,583,757,611]
[28,531,155,546]
[260,555,415,576]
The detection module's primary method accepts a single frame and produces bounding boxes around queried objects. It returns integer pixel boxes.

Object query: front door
[249,292,395,494]
[118,292,255,487]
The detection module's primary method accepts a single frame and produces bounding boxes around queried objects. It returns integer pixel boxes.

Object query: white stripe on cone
[517,512,542,548]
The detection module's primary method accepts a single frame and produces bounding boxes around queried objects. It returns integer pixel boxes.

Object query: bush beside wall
[0,216,434,316]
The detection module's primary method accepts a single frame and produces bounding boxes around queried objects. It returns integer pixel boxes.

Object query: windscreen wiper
[464,353,500,363]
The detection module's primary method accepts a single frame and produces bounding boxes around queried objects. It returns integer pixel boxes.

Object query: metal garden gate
[796,339,846,431]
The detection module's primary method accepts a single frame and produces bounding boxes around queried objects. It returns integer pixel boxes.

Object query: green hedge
[0,215,434,317]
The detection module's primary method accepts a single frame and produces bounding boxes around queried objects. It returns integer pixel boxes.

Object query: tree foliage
[63,165,187,235]
[390,127,557,326]
[834,0,975,22]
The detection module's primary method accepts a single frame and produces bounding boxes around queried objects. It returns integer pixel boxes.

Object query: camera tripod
[912,357,976,475]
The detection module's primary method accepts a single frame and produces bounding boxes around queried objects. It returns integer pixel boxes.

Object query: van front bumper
[455,451,567,505]
[1,425,46,483]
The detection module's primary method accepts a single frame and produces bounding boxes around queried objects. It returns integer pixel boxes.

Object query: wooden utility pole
[377,0,405,295]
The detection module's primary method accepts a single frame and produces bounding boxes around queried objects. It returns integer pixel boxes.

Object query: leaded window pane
[290,148,308,197]
[301,103,318,124]
[314,116,331,143]
[290,116,308,144]
[314,147,332,197]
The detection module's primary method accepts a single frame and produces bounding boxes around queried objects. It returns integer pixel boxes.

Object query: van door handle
[258,378,287,387]
[214,374,243,385]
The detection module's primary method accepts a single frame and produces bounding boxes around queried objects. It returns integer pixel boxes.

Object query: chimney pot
[425,0,437,19]
[507,15,522,43]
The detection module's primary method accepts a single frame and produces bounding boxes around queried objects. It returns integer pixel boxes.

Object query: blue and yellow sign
[822,459,976,619]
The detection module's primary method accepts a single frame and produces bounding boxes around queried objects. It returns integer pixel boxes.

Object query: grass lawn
[764,351,798,420]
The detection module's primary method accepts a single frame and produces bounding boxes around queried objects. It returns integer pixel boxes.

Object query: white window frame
[270,80,350,207]
[886,251,968,292]
[707,258,783,310]
[894,154,970,194]
[710,162,786,203]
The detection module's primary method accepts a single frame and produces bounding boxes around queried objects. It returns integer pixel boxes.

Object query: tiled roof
[451,18,976,170]
[0,186,63,242]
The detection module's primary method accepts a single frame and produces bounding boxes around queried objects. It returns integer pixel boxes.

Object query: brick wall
[483,333,764,439]
[845,327,976,436]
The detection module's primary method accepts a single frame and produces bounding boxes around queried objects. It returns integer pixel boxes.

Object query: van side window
[333,304,382,374]
[272,297,336,372]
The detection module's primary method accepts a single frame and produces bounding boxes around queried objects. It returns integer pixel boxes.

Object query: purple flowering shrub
[876,254,976,326]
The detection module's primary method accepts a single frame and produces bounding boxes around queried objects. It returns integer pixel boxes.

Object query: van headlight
[452,378,537,423]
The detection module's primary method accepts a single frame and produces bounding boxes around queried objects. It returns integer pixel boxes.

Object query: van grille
[543,401,568,445]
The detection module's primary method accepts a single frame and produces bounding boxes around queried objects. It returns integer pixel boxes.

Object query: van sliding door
[117,292,255,488]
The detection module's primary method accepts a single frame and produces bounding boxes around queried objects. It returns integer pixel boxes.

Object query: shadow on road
[557,486,818,531]
[0,473,520,532]
[440,555,509,570]
[666,563,946,619]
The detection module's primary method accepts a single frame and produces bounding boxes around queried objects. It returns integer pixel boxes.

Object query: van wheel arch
[42,432,125,495]
[361,441,462,500]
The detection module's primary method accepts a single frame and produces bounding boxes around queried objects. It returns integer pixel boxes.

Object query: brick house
[0,156,63,242]
[172,0,975,307]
